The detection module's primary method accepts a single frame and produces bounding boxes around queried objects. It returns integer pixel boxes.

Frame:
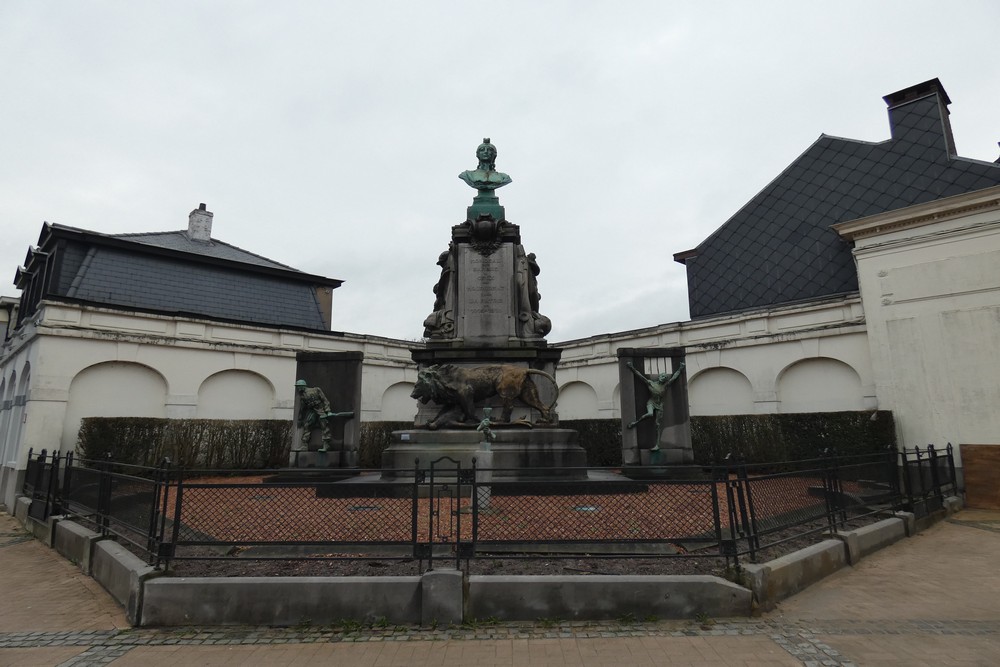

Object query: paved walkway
[1,509,998,666]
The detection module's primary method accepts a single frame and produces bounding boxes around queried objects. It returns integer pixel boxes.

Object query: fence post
[886,445,901,504]
[720,456,741,570]
[168,462,184,564]
[928,445,943,504]
[411,458,423,570]
[946,443,958,493]
[146,458,165,562]
[734,459,757,561]
[470,457,479,561]
[45,451,63,518]
[97,452,113,536]
[33,449,47,498]
[62,451,74,504]
[709,464,726,563]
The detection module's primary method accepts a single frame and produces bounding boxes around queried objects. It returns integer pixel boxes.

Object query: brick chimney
[883,78,956,156]
[187,203,213,242]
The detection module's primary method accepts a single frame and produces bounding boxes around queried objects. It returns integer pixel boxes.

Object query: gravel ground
[166,518,873,579]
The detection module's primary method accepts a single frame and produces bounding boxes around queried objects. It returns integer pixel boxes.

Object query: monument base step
[381,428,587,479]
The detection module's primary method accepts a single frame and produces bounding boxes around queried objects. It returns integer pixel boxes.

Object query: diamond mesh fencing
[473,480,721,546]
[170,479,415,545]
[42,447,946,569]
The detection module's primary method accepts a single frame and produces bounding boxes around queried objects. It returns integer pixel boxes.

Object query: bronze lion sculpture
[411,363,557,430]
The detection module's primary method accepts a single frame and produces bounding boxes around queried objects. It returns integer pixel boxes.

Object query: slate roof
[17,222,341,332]
[111,230,298,270]
[676,79,1000,319]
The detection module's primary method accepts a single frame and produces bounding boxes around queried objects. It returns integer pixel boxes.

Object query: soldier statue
[295,380,354,452]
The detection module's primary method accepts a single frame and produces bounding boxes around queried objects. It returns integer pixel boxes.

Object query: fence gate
[414,456,475,571]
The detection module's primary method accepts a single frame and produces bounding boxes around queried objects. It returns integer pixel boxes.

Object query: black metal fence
[23,444,959,572]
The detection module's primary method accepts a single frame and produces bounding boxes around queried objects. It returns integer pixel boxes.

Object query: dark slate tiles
[685,92,1000,318]
[64,247,327,330]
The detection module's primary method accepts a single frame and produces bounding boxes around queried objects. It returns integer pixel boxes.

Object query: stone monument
[291,351,363,469]
[617,348,692,467]
[382,139,586,478]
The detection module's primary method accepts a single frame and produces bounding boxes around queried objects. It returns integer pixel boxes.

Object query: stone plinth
[382,429,587,479]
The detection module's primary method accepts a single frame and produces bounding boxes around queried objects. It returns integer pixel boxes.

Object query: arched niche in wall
[777,357,864,413]
[688,367,754,416]
[557,381,599,420]
[63,361,168,449]
[197,370,275,419]
[381,382,416,422]
[7,366,31,462]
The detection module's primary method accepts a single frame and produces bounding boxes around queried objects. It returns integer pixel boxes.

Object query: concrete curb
[742,539,847,612]
[834,517,907,565]
[52,519,103,575]
[91,540,159,625]
[12,495,967,627]
[467,575,751,622]
[13,496,29,523]
[141,576,423,626]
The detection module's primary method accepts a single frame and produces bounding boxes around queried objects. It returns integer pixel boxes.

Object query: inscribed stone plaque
[458,244,514,342]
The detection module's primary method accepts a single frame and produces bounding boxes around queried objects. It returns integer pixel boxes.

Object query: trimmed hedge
[560,419,622,467]
[77,417,292,469]
[359,421,411,468]
[79,410,896,471]
[355,411,895,468]
[690,410,897,464]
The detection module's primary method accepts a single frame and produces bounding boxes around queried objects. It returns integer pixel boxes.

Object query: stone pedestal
[382,429,587,479]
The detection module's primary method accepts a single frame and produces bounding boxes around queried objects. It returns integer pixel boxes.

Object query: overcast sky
[2,2,998,342]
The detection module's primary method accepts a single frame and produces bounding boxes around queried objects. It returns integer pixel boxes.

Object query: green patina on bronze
[295,380,355,452]
[459,137,511,221]
[626,361,686,452]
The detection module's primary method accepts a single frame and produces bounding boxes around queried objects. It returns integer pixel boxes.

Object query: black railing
[24,445,959,572]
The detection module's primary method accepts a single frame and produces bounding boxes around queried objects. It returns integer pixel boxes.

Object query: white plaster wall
[688,367,754,415]
[381,382,417,422]
[63,361,168,447]
[557,381,599,420]
[843,187,1000,462]
[555,298,873,420]
[197,370,275,419]
[0,302,419,505]
[777,358,865,413]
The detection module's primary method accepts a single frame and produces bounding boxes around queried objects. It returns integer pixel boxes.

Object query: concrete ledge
[25,513,57,546]
[13,496,30,523]
[422,569,463,625]
[53,520,102,574]
[141,576,422,627]
[835,517,906,565]
[742,539,847,611]
[893,510,916,536]
[92,540,158,625]
[944,495,963,516]
[466,575,751,621]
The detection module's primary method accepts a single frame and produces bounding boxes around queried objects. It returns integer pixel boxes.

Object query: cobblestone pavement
[2,510,999,666]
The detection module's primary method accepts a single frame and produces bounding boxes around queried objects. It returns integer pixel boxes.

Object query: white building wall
[835,185,1000,465]
[555,297,873,421]
[0,301,417,508]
